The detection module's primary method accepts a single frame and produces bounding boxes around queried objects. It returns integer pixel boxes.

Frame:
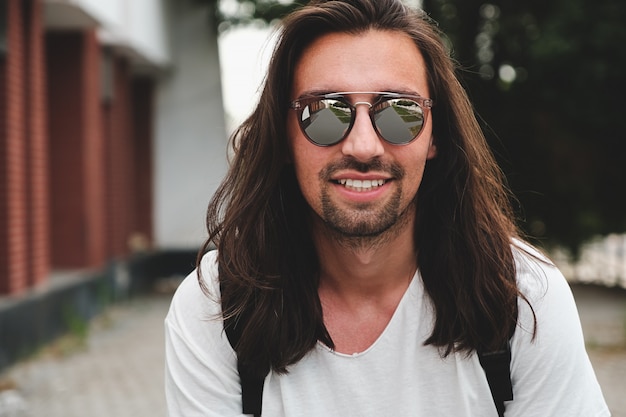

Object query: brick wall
[46,30,106,269]
[82,31,106,266]
[131,77,155,249]
[0,0,48,295]
[23,0,49,286]
[1,2,157,294]
[103,56,134,259]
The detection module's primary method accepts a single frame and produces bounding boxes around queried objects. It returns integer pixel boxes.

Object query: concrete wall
[44,0,170,67]
[154,0,228,249]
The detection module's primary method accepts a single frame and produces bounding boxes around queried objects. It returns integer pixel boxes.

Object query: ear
[426,135,437,160]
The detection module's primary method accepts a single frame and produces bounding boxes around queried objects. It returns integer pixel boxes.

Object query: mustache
[319,157,404,180]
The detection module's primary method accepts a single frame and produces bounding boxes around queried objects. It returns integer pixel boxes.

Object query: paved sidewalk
[0,295,171,417]
[573,284,626,417]
[0,285,624,417]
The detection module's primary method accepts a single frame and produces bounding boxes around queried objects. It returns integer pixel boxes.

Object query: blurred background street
[0,280,624,417]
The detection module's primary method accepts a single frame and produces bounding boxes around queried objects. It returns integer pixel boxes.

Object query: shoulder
[511,240,578,337]
[506,241,610,416]
[170,251,220,310]
[165,251,244,416]
[511,240,570,305]
[165,250,224,344]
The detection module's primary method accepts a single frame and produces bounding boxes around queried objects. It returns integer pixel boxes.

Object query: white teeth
[337,179,386,192]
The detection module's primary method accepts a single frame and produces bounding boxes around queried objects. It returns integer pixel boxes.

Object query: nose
[340,103,385,161]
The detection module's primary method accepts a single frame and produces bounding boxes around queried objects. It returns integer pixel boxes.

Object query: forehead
[291,29,429,98]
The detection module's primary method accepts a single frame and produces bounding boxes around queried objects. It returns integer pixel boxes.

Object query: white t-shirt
[165,249,610,417]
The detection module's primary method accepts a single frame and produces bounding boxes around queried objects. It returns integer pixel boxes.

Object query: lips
[320,158,403,195]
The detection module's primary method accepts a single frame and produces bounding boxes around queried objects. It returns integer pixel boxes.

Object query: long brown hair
[199,0,534,376]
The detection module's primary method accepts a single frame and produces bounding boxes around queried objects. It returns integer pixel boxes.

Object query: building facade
[0,0,228,296]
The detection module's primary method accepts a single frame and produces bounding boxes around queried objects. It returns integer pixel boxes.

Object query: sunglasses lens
[299,99,352,146]
[373,98,425,144]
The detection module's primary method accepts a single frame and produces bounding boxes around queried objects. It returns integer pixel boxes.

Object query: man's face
[287,29,437,239]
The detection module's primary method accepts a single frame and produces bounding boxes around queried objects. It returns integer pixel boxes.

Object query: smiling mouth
[335,178,387,192]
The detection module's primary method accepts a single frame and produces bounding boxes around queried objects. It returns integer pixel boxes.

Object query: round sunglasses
[290,91,433,146]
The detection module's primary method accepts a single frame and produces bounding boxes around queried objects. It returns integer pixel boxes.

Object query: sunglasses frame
[290,91,434,147]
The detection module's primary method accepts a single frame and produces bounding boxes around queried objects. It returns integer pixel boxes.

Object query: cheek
[292,146,322,190]
[291,152,324,214]
[287,128,322,198]
[398,148,430,193]
[426,136,437,159]
[287,115,326,181]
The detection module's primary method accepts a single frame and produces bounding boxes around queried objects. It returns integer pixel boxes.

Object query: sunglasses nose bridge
[349,101,379,139]
[352,101,373,108]
[350,101,374,130]
[340,101,384,160]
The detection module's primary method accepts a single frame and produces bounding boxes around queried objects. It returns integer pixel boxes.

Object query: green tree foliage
[201,0,302,29]
[210,0,626,253]
[423,0,626,253]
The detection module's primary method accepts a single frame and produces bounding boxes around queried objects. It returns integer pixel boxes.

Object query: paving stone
[0,296,170,417]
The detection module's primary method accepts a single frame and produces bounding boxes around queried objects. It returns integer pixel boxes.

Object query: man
[165,1,609,416]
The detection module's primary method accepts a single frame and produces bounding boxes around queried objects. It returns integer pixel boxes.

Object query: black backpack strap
[221,275,268,417]
[238,364,266,417]
[478,343,513,417]
[223,316,267,416]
